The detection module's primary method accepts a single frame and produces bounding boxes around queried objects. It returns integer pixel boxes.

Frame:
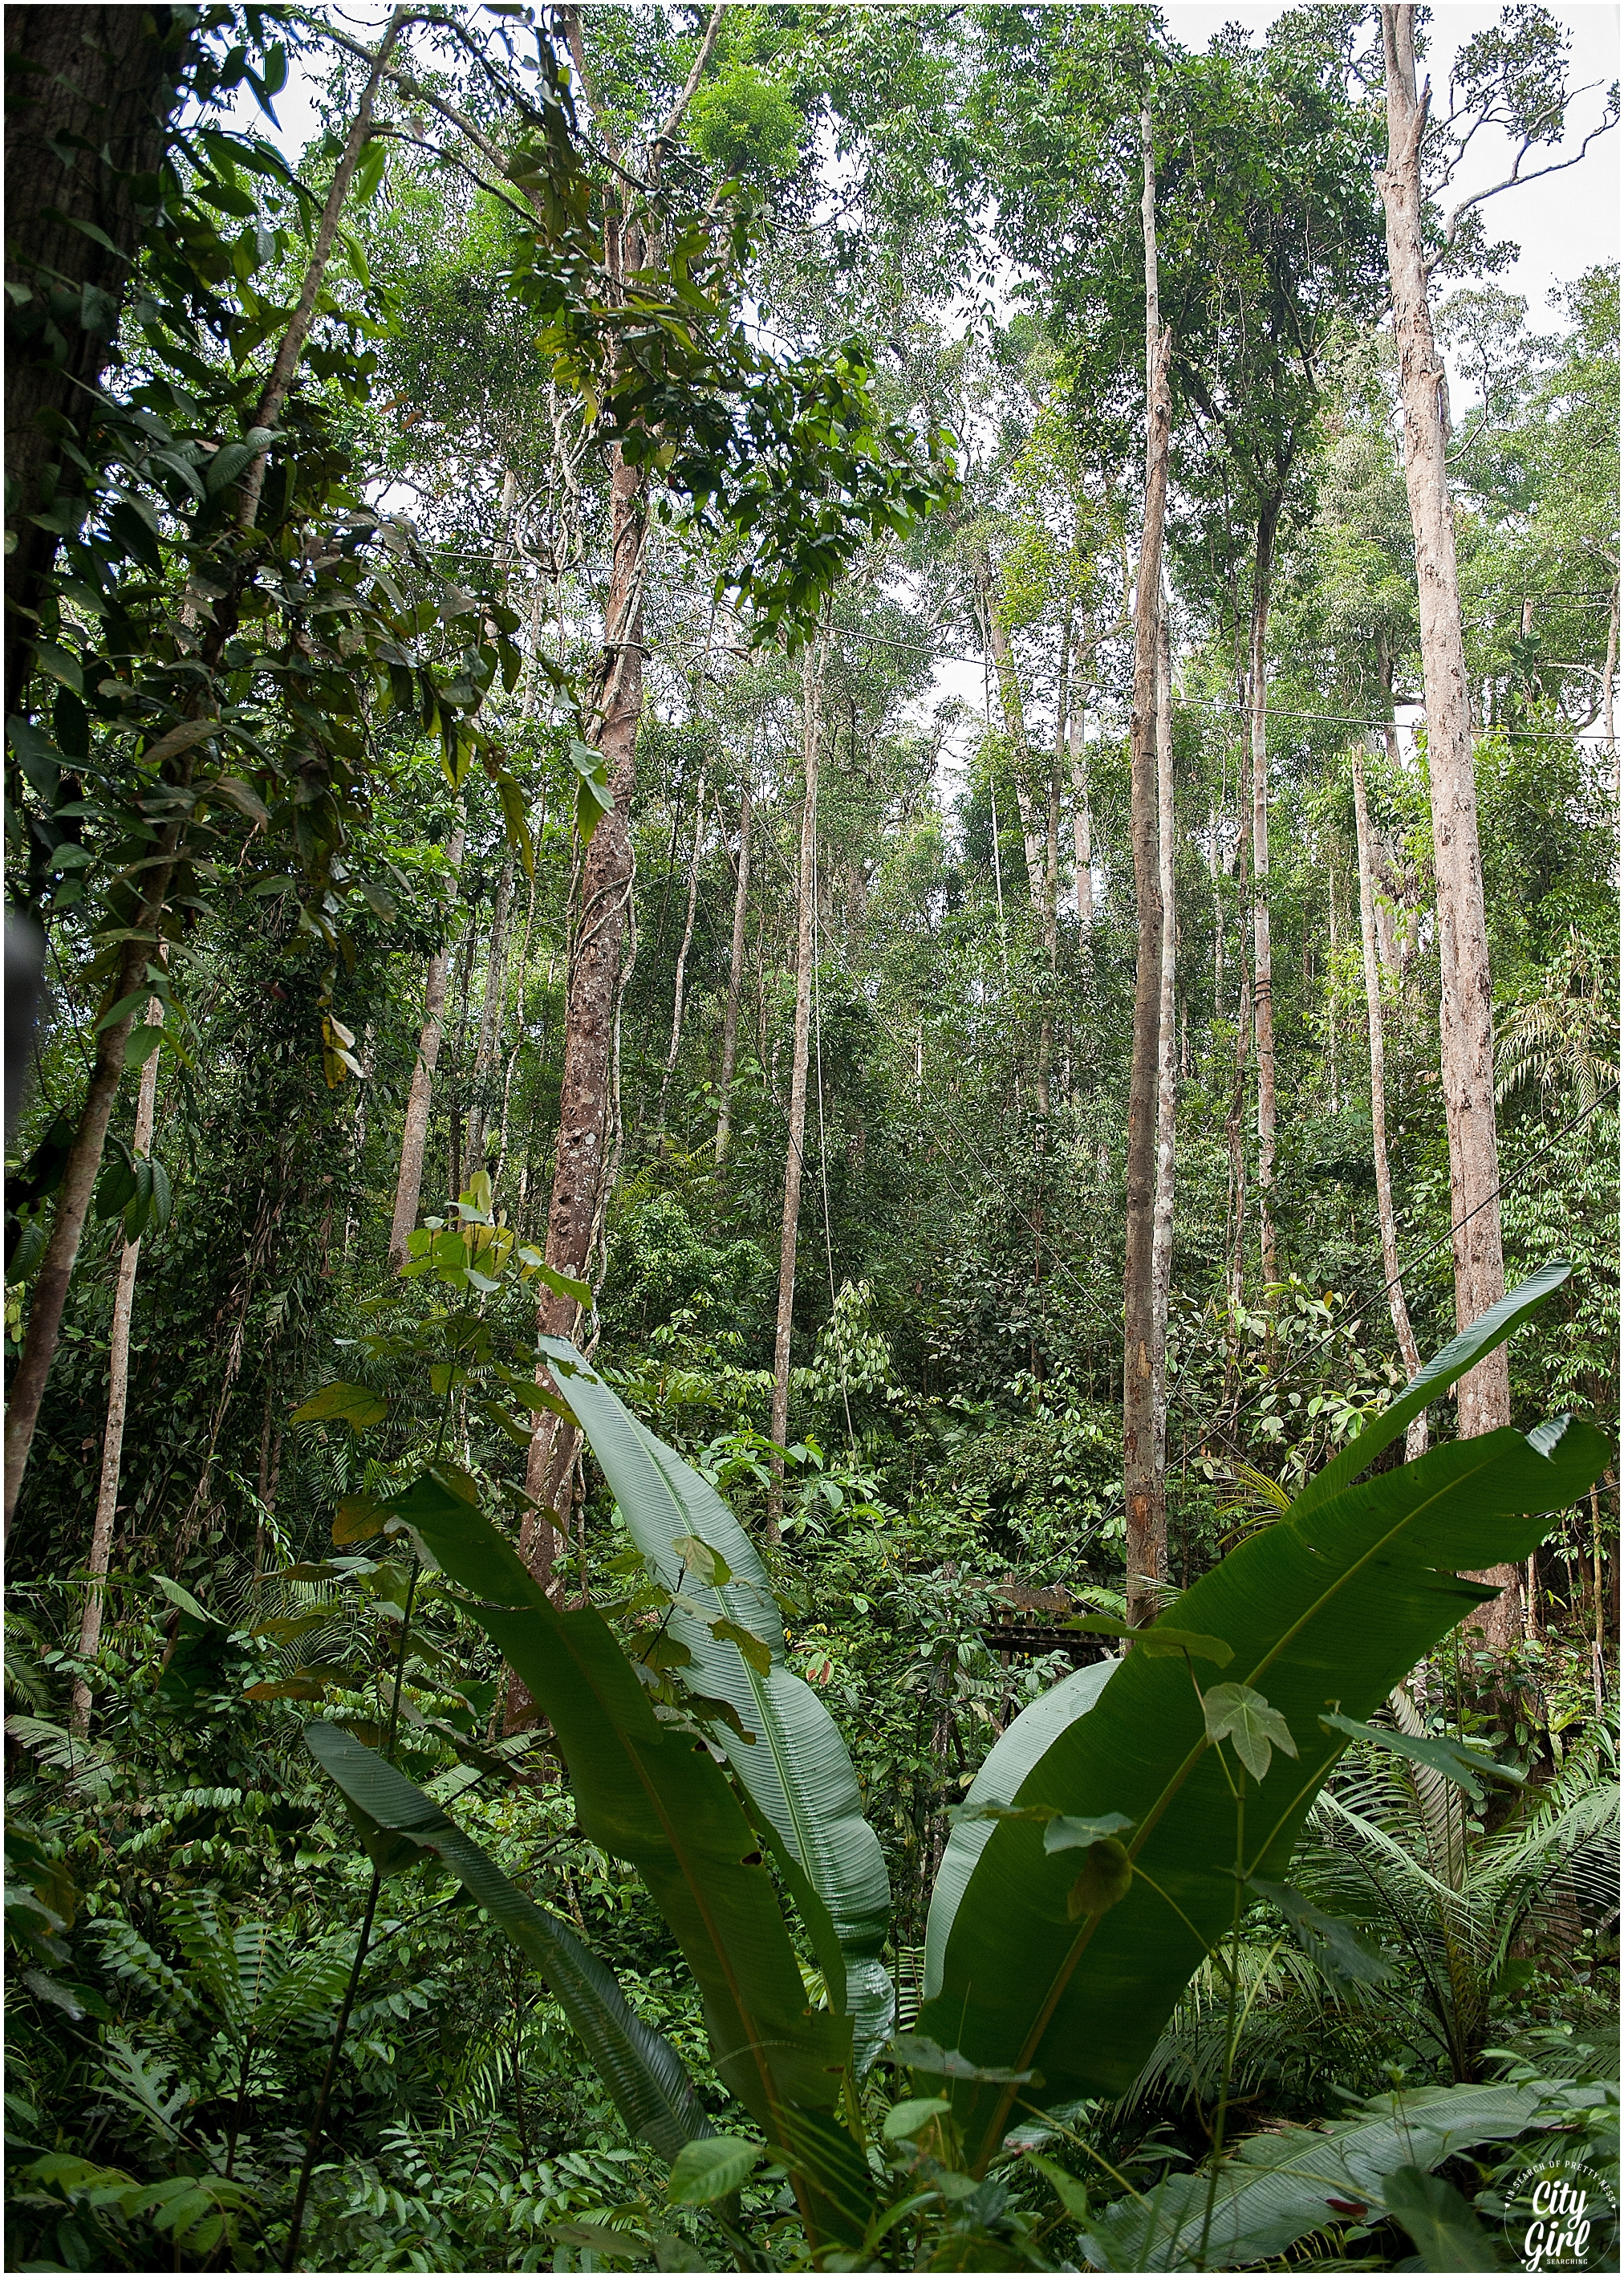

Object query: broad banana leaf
[924,1657,1118,2001]
[538,1338,894,2068]
[303,1721,712,2163]
[375,1473,873,2246]
[920,1273,1611,2170]
[1082,2078,1604,2269]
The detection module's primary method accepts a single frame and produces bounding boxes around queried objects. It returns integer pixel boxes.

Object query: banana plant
[297,1261,1611,2242]
[916,1262,1610,2170]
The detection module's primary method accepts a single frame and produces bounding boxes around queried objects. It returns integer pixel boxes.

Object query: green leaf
[304,1723,713,2163]
[1086,2080,1568,2269]
[711,1616,772,1675]
[290,1381,388,1430]
[1041,1813,1136,1852]
[1069,1617,1234,1665]
[1201,1683,1300,1783]
[1247,1878,1396,1986]
[674,1533,732,1586]
[1025,2150,1092,2222]
[919,1280,1610,2172]
[1064,1838,1133,1921]
[1317,1712,1524,1803]
[537,1339,894,2076]
[667,2135,761,2204]
[332,1495,388,1545]
[882,2097,951,2142]
[1378,2164,1494,2268]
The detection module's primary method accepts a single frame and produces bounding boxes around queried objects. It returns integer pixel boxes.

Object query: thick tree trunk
[1248,497,1282,1290]
[1353,743,1427,1458]
[388,824,465,1270]
[5,6,197,714]
[658,761,708,1120]
[1124,112,1172,1629]
[1148,598,1178,1579]
[766,634,828,1538]
[70,999,161,1732]
[715,766,753,1167]
[1382,3,1516,1643]
[519,423,648,1590]
[466,848,515,1170]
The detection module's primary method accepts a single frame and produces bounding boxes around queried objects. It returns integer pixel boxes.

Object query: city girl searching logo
[1508,2159,1618,2275]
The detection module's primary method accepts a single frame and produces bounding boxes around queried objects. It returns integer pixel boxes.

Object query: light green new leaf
[919,1269,1610,2172]
[667,2136,761,2204]
[302,1722,712,2163]
[289,1381,388,1430]
[538,1339,894,2072]
[1201,1683,1299,1782]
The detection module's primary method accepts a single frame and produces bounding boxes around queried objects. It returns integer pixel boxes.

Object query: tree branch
[1427,101,1620,275]
[653,2,726,161]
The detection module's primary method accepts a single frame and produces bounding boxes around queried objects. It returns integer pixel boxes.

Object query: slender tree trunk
[388,824,465,1269]
[1353,743,1427,1458]
[715,765,753,1168]
[1070,657,1094,933]
[1124,104,1172,1629]
[766,632,828,1538]
[70,999,162,1732]
[234,12,403,527]
[2,50,398,1532]
[1602,573,1618,782]
[1248,495,1283,1290]
[1382,2,1516,1643]
[1148,595,1179,1583]
[447,878,481,1205]
[981,559,1050,1108]
[658,760,707,1122]
[466,848,515,1170]
[1227,962,1253,1315]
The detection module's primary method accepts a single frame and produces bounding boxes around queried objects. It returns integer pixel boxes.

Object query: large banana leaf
[920,1275,1610,2169]
[924,1657,1118,2001]
[1082,2078,1602,2270]
[303,1721,712,2163]
[538,1338,894,2067]
[376,1473,873,2246]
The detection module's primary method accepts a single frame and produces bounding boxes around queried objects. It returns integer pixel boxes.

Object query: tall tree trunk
[1124,104,1172,1630]
[658,760,708,1122]
[1354,743,1427,1459]
[466,848,515,1171]
[519,423,648,1590]
[388,823,465,1270]
[2,61,392,1535]
[1382,2,1516,1644]
[1070,649,1094,932]
[1148,595,1179,1587]
[766,632,828,1538]
[1248,495,1282,1290]
[70,998,162,1733]
[6,6,199,713]
[715,765,753,1168]
[980,559,1050,1109]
